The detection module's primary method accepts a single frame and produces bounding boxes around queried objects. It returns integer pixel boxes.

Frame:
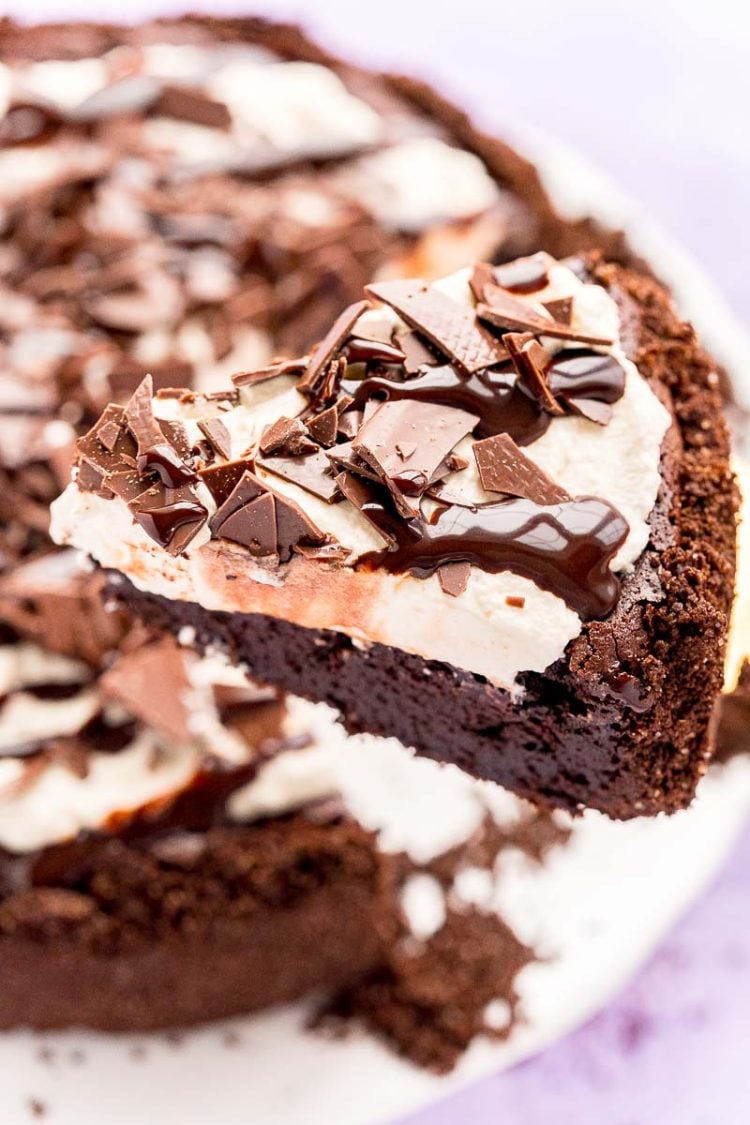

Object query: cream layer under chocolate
[53,255,671,688]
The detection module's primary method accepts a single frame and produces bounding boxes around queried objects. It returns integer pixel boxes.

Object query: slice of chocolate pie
[52,251,738,818]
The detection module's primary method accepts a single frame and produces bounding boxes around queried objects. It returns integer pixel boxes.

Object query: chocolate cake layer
[61,253,737,818]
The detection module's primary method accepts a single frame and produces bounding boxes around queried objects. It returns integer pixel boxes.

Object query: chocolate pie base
[112,258,737,819]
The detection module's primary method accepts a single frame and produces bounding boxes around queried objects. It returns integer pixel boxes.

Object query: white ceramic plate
[1,126,749,1125]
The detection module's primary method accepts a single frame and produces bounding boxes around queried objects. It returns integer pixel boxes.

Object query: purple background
[13,2,750,1120]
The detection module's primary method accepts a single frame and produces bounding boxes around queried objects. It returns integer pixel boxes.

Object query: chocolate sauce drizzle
[342,364,551,444]
[357,485,629,619]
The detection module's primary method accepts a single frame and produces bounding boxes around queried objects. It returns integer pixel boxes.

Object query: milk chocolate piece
[438,561,471,597]
[506,333,562,415]
[259,416,316,457]
[306,406,339,448]
[259,451,340,503]
[367,280,507,375]
[397,331,439,374]
[100,639,196,744]
[124,377,196,487]
[274,494,327,561]
[199,459,253,507]
[155,84,232,130]
[473,434,570,503]
[566,397,614,426]
[216,492,278,556]
[543,297,573,325]
[131,496,208,554]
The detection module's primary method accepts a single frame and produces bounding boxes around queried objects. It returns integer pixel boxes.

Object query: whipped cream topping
[0,643,316,853]
[52,256,671,688]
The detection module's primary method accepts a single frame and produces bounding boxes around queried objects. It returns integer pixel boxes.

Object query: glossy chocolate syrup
[137,441,197,487]
[357,486,629,619]
[342,363,552,444]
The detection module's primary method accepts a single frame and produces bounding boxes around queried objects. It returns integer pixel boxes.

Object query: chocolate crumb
[505,595,526,608]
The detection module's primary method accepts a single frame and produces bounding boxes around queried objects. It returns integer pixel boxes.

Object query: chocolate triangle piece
[473,433,570,504]
[298,300,369,395]
[438,560,471,597]
[543,297,573,325]
[154,84,232,130]
[100,639,196,744]
[199,458,253,507]
[306,405,339,448]
[477,285,612,346]
[274,493,327,562]
[366,279,508,375]
[98,418,122,453]
[198,417,232,460]
[209,471,267,535]
[217,492,278,555]
[506,333,563,416]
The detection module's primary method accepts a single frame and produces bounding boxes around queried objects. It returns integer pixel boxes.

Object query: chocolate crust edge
[110,259,737,820]
[0,815,398,1031]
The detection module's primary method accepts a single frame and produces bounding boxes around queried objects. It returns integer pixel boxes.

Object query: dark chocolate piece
[546,351,626,405]
[345,337,406,365]
[506,334,563,416]
[197,418,232,461]
[209,472,266,535]
[215,492,278,555]
[258,451,340,503]
[274,494,327,561]
[543,297,573,325]
[131,496,208,554]
[154,84,232,130]
[473,433,570,503]
[231,357,309,388]
[477,285,612,346]
[298,300,369,396]
[124,377,196,487]
[366,280,507,375]
[199,459,253,507]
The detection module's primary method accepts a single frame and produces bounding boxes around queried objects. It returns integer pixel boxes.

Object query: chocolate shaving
[198,458,253,507]
[473,433,570,504]
[396,330,440,374]
[353,398,478,515]
[231,357,309,388]
[506,333,563,416]
[259,416,316,457]
[97,419,122,453]
[124,376,196,487]
[215,491,278,556]
[438,561,471,597]
[197,418,232,460]
[298,300,369,396]
[367,279,507,375]
[306,405,338,447]
[258,450,340,503]
[477,285,612,346]
[565,397,614,426]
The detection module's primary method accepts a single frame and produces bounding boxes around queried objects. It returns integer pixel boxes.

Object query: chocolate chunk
[506,595,525,608]
[396,330,440,374]
[306,405,338,447]
[367,280,507,375]
[506,333,563,416]
[494,253,550,294]
[438,561,471,597]
[477,285,612,346]
[334,472,395,548]
[259,416,316,457]
[209,472,266,536]
[468,262,498,305]
[154,84,232,130]
[258,450,340,503]
[298,300,369,396]
[76,404,137,478]
[197,418,232,460]
[353,399,478,514]
[274,494,327,561]
[345,337,406,365]
[131,496,208,555]
[231,357,309,388]
[337,407,363,440]
[199,458,253,507]
[97,419,122,453]
[100,639,195,744]
[565,397,613,426]
[124,376,196,486]
[215,491,278,556]
[543,297,573,325]
[473,433,570,504]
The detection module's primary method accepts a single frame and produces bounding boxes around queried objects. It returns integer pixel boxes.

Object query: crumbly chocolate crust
[0,814,398,1031]
[112,255,737,818]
